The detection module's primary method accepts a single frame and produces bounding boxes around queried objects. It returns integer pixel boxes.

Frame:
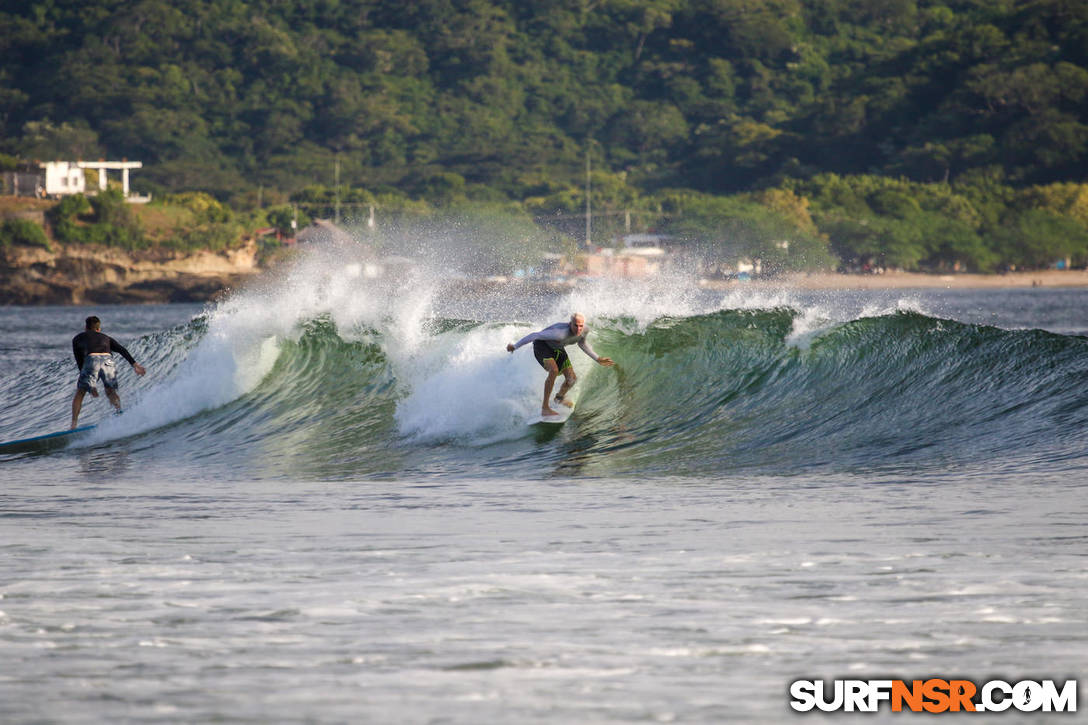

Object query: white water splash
[392,323,550,443]
[87,239,391,443]
[80,231,950,447]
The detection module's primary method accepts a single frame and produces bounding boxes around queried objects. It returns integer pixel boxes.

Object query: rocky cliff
[0,241,262,305]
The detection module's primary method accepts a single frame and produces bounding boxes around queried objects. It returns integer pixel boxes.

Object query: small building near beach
[3,159,148,202]
[294,219,357,246]
[580,233,671,279]
[42,161,86,196]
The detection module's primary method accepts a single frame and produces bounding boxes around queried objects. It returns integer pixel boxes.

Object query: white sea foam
[87,294,286,444]
[85,239,386,444]
[74,234,590,445]
[73,234,962,449]
[392,322,545,442]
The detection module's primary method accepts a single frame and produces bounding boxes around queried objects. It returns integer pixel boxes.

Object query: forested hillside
[2,0,1088,271]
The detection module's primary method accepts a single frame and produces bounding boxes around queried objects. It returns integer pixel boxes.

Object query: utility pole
[585,146,592,248]
[334,154,341,225]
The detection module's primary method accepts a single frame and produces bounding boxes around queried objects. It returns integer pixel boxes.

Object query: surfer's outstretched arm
[577,337,614,366]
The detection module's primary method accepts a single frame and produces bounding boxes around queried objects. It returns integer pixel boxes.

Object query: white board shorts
[77,354,118,392]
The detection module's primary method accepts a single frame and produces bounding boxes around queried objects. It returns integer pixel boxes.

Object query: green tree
[18,120,102,159]
[0,218,51,250]
[992,210,1088,268]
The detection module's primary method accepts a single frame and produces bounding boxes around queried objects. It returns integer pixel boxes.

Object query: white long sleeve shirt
[512,322,601,362]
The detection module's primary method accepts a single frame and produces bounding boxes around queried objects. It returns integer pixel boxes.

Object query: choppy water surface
[1,247,1086,722]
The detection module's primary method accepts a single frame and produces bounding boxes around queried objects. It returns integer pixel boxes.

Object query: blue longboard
[0,424,96,454]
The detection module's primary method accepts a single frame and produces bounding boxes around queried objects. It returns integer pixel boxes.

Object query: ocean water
[1,243,1086,722]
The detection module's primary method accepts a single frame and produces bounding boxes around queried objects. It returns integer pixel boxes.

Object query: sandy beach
[734,269,1088,290]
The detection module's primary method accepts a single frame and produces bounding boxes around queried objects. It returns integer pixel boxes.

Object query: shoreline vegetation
[3,188,1088,305]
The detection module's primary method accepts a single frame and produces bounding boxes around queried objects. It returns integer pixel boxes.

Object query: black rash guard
[72,330,136,370]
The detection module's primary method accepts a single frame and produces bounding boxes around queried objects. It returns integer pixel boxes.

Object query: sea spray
[85,239,391,445]
[393,322,547,443]
[23,236,1084,480]
[87,300,284,444]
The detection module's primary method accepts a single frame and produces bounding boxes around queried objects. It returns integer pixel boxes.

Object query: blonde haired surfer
[506,313,614,418]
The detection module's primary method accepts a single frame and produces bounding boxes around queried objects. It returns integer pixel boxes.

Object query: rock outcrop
[0,241,262,305]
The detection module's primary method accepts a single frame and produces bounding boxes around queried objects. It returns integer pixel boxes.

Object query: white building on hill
[42,161,86,195]
[3,160,149,202]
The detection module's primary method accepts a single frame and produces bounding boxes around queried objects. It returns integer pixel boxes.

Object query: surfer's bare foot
[541,407,560,417]
[555,396,573,408]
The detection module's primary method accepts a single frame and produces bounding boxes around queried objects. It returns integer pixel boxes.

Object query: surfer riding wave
[506,313,615,418]
[71,315,146,428]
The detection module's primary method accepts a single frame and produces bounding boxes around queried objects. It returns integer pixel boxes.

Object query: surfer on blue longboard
[506,313,614,418]
[71,315,146,429]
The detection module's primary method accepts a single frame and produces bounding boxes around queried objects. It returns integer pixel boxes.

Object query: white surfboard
[530,400,575,425]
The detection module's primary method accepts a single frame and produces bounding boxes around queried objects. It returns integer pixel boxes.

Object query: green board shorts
[533,340,571,372]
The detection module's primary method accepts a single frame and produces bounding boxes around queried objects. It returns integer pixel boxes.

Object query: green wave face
[174,307,1086,480]
[574,309,1088,477]
[9,301,1085,480]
